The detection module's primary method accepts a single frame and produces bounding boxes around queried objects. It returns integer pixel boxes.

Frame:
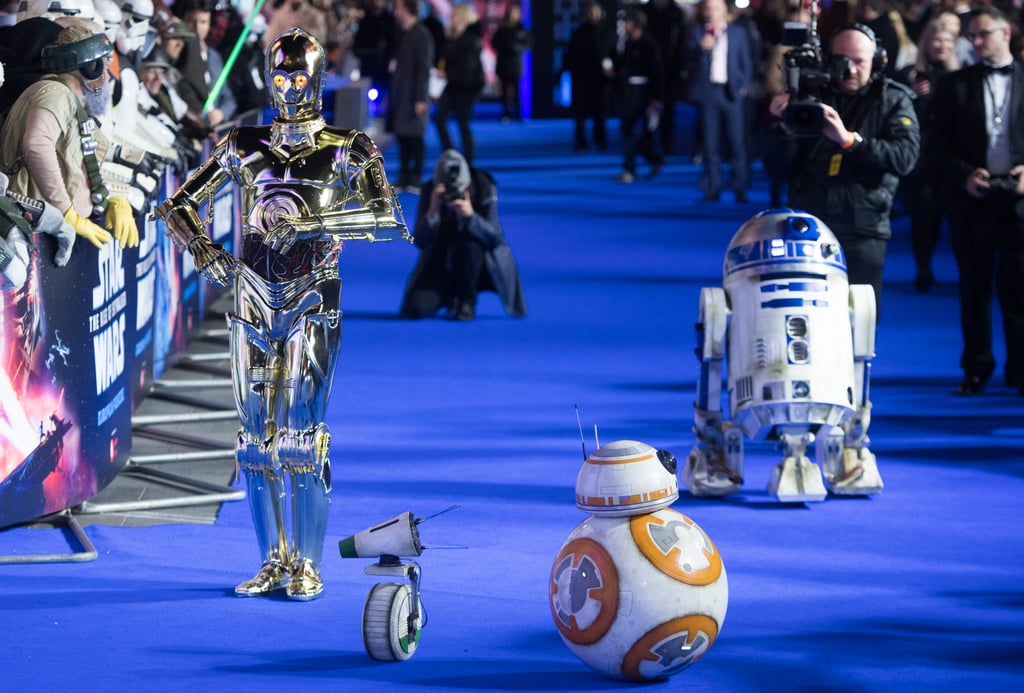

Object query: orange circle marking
[621,614,720,681]
[549,537,619,645]
[630,511,722,585]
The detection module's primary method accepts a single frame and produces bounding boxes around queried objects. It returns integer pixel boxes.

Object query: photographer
[765,23,919,315]
[399,149,526,321]
[930,6,1024,396]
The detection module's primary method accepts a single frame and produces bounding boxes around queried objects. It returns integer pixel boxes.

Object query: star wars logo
[89,242,127,395]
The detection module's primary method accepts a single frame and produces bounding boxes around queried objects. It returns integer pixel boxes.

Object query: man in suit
[687,0,757,202]
[931,6,1024,396]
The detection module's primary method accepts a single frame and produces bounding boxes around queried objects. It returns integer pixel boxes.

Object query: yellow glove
[63,206,112,249]
[105,196,139,248]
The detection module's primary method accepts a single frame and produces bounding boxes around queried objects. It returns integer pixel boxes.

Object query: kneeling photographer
[765,22,919,316]
[399,149,527,321]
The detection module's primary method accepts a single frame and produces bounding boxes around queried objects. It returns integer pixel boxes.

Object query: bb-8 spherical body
[550,440,728,681]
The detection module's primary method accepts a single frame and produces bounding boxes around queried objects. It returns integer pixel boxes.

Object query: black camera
[986,175,1021,196]
[443,161,464,202]
[780,3,845,138]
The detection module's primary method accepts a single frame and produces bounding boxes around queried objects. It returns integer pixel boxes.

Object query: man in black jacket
[613,7,664,183]
[931,6,1024,396]
[766,23,919,314]
[564,1,615,152]
[400,150,526,321]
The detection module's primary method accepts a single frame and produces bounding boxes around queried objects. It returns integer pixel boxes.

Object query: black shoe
[913,273,934,292]
[955,375,987,396]
[447,301,475,321]
[648,163,662,179]
[701,191,720,202]
[735,190,749,204]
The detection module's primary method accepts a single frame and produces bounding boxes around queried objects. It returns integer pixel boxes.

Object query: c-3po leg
[231,270,343,600]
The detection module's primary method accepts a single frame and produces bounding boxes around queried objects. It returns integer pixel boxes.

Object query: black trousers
[401,234,486,318]
[948,195,1024,385]
[396,134,425,188]
[619,85,662,174]
[572,79,607,150]
[835,234,888,320]
[433,87,479,164]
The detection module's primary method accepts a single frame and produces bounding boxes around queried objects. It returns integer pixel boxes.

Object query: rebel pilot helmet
[41,18,114,87]
[265,27,325,122]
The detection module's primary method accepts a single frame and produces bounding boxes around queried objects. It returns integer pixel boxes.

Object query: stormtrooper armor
[156,28,409,600]
[684,209,882,502]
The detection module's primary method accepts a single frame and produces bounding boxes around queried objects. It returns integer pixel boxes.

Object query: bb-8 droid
[549,440,728,681]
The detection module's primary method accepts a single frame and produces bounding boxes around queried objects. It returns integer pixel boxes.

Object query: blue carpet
[2,115,1023,692]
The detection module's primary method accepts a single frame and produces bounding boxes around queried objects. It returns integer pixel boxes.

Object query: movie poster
[130,211,158,409]
[0,232,133,529]
[152,172,191,379]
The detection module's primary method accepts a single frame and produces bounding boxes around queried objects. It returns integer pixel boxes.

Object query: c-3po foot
[286,559,324,601]
[235,560,289,597]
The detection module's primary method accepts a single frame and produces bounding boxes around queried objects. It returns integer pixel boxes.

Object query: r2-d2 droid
[684,209,883,502]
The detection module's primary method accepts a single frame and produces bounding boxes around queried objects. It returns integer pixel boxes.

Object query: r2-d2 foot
[817,408,883,496]
[684,414,744,497]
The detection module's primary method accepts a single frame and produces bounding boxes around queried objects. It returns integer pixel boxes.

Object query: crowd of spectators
[3,1,1024,380]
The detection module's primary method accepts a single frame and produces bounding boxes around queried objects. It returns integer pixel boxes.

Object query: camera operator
[766,23,919,316]
[399,149,526,321]
[930,6,1024,396]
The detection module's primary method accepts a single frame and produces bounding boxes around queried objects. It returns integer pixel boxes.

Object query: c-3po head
[265,27,325,122]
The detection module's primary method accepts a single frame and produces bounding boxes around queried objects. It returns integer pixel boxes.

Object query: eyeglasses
[967,27,1006,41]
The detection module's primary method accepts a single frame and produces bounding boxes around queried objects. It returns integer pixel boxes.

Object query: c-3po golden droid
[156,27,409,600]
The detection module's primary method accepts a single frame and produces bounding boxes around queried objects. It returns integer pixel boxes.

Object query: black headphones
[40,33,113,80]
[829,23,888,80]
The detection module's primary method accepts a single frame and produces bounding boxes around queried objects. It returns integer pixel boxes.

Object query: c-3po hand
[187,234,238,287]
[266,214,321,254]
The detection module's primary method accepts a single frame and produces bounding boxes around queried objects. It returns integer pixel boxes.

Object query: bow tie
[984,63,1014,76]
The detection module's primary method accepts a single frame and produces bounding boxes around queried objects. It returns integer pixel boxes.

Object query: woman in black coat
[432,4,485,164]
[491,3,531,122]
[896,18,960,292]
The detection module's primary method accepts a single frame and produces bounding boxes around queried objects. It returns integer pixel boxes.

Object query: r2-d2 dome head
[724,208,846,283]
[265,27,325,121]
[575,440,679,517]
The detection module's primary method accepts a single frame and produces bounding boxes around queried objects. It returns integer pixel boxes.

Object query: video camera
[780,0,851,137]
[443,160,465,202]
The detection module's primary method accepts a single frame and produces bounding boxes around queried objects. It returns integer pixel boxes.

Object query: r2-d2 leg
[769,427,827,502]
[686,408,745,496]
[684,288,745,496]
[817,284,883,495]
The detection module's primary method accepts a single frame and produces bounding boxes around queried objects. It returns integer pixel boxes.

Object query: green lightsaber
[203,0,267,115]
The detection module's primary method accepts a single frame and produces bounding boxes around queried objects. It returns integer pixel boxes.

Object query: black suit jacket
[931,61,1024,211]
